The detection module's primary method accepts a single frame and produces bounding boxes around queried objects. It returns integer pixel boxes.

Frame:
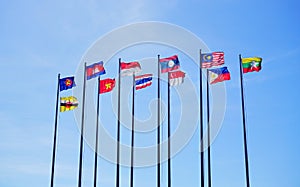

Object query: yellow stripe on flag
[242,57,262,64]
[60,96,78,112]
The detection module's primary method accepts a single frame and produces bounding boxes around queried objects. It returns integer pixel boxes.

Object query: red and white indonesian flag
[120,61,141,76]
[168,70,185,86]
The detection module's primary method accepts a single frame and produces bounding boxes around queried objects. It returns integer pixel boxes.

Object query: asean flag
[59,76,76,91]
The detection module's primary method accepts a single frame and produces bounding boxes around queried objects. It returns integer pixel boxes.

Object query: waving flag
[169,70,185,86]
[120,61,141,76]
[60,96,78,112]
[160,55,180,73]
[201,52,224,68]
[59,76,76,91]
[135,74,152,90]
[99,78,116,94]
[86,61,106,80]
[208,67,231,84]
[242,57,262,73]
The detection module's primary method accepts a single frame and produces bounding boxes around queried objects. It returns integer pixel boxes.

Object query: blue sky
[1,0,300,187]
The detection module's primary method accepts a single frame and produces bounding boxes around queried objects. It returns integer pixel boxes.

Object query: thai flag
[86,61,106,80]
[160,55,180,73]
[135,74,153,90]
[120,61,141,76]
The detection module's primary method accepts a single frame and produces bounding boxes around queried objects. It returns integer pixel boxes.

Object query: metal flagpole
[206,69,212,187]
[78,63,87,187]
[239,54,251,187]
[116,58,121,187]
[50,73,60,187]
[130,74,136,187]
[167,72,171,187]
[157,55,161,187]
[93,76,101,187]
[199,50,205,187]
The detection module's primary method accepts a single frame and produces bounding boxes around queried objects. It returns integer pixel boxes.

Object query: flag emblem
[86,61,106,80]
[208,67,231,84]
[242,57,262,73]
[60,96,79,112]
[160,55,180,73]
[59,76,76,91]
[99,78,116,94]
[201,52,224,68]
[169,70,185,86]
[135,74,153,90]
[120,61,141,76]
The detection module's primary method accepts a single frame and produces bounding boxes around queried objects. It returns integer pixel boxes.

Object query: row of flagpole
[50,51,262,187]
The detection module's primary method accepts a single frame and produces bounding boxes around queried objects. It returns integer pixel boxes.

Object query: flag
[86,61,106,80]
[60,96,78,112]
[208,67,231,84]
[242,57,262,73]
[201,52,224,68]
[169,70,185,86]
[160,55,180,73]
[99,78,116,94]
[59,76,76,91]
[135,74,153,90]
[120,61,141,76]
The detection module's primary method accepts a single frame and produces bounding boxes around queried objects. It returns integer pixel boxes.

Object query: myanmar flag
[60,96,78,112]
[99,78,116,94]
[242,57,262,73]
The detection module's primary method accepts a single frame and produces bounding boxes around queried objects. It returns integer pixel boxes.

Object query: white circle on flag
[168,60,175,67]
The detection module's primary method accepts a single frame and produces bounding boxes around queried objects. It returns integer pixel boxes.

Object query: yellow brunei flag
[60,96,79,112]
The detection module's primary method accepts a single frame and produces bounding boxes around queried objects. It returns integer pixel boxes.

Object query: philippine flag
[208,67,231,84]
[160,55,180,73]
[135,74,153,90]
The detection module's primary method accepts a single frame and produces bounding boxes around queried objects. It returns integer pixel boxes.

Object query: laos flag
[159,55,180,73]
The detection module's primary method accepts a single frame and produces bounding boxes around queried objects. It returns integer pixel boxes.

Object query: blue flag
[59,76,76,91]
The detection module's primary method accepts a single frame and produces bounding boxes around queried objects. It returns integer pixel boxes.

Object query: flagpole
[157,55,161,187]
[167,72,171,187]
[50,73,60,187]
[206,69,212,187]
[93,76,101,187]
[130,73,135,187]
[116,58,121,187]
[78,62,87,187]
[199,50,205,187]
[239,54,251,187]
